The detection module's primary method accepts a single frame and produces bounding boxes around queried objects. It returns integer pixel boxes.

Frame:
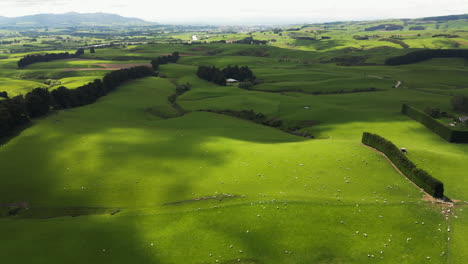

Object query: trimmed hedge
[362,132,444,198]
[401,104,468,143]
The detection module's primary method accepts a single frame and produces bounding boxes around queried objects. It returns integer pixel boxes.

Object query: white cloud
[0,0,467,24]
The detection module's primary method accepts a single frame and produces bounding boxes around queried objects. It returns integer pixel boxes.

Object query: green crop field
[0,13,468,264]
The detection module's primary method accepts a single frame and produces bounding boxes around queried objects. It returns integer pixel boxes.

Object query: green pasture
[0,20,468,263]
[0,76,456,263]
[24,59,149,70]
[50,76,103,90]
[0,77,47,96]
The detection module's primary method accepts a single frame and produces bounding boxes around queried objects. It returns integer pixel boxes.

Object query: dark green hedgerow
[401,104,468,143]
[362,132,444,198]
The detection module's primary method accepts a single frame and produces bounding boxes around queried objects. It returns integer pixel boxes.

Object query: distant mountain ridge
[0,12,152,27]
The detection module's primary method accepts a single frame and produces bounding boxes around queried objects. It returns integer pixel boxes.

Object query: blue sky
[0,0,467,24]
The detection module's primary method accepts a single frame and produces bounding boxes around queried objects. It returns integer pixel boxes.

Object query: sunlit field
[1,15,468,263]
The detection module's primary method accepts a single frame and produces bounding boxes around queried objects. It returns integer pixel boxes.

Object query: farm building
[226,78,239,83]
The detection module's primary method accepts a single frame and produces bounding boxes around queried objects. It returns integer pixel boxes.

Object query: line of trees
[401,104,468,143]
[385,49,468,65]
[0,66,155,138]
[362,132,444,198]
[168,83,192,116]
[17,48,85,68]
[196,65,256,86]
[151,52,180,70]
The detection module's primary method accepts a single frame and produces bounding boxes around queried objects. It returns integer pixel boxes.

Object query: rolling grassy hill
[0,16,468,263]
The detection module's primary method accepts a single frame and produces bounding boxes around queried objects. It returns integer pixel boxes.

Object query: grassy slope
[0,24,467,263]
[168,56,468,201]
[0,76,451,264]
[0,77,47,96]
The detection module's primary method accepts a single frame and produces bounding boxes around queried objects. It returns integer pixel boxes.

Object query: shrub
[25,88,51,118]
[175,83,192,95]
[362,132,444,198]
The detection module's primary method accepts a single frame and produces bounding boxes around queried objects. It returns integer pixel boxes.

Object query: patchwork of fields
[0,26,468,264]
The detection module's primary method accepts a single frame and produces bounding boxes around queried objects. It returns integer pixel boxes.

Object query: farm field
[0,14,468,264]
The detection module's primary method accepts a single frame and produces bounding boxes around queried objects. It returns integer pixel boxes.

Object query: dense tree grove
[222,66,255,82]
[0,96,29,137]
[197,66,226,86]
[151,52,180,70]
[25,88,52,118]
[17,48,86,68]
[385,49,468,65]
[18,52,71,68]
[0,66,154,138]
[235,37,268,45]
[197,65,256,86]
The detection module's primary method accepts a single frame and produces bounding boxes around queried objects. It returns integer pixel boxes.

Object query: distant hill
[417,14,468,22]
[301,13,468,32]
[0,12,152,27]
